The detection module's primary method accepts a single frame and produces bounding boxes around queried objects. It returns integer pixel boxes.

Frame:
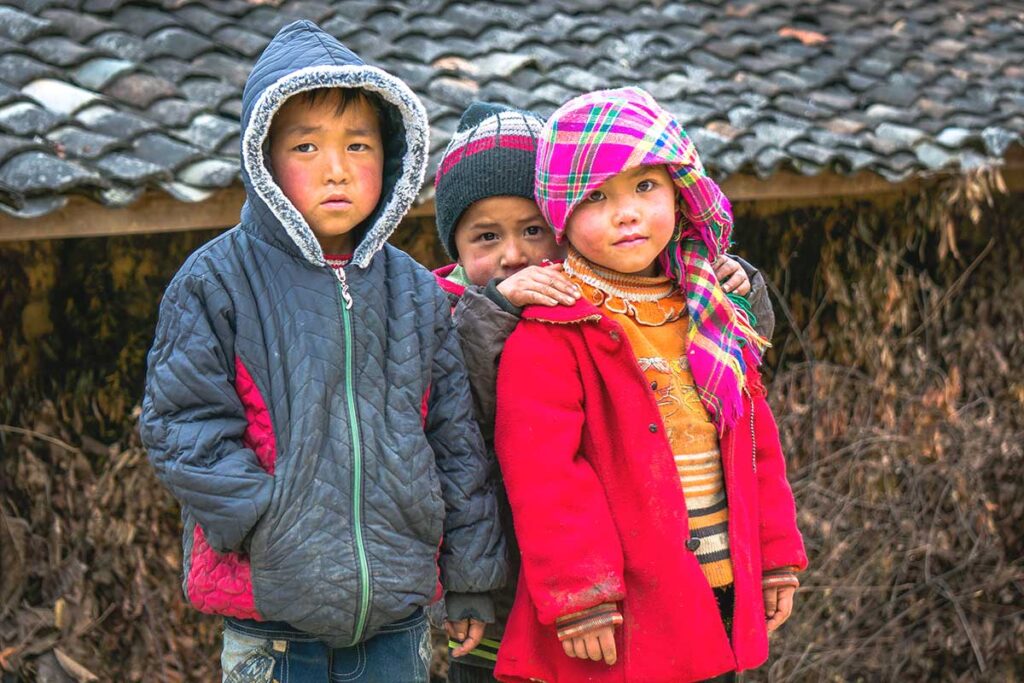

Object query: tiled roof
[0,0,1022,218]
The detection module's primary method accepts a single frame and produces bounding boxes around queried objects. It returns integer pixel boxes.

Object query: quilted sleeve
[451,285,520,439]
[425,291,508,594]
[734,255,775,341]
[140,272,274,554]
[495,321,626,625]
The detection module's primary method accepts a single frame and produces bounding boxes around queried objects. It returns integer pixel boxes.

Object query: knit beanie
[434,102,545,259]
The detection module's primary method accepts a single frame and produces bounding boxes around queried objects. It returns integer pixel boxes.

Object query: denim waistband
[225,608,425,642]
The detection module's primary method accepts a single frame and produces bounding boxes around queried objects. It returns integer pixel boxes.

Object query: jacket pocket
[222,628,275,683]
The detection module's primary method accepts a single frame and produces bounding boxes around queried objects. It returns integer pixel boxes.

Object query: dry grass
[739,177,1024,681]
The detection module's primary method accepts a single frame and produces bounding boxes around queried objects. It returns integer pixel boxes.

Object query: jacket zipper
[338,281,371,645]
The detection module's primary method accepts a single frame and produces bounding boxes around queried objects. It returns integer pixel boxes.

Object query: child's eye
[293,142,316,153]
[584,190,605,202]
[477,232,498,242]
[637,179,656,192]
[524,225,544,237]
[349,142,370,152]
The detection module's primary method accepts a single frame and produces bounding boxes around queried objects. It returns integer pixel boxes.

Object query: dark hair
[287,87,388,127]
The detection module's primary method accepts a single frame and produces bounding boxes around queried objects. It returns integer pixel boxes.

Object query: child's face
[453,196,565,286]
[269,92,383,255]
[564,165,677,277]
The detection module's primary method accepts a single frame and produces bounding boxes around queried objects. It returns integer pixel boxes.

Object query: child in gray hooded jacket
[140,22,506,682]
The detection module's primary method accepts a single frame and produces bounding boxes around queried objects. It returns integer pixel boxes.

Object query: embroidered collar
[564,248,687,326]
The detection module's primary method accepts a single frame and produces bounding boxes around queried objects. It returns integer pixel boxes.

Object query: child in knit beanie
[433,101,579,311]
[491,87,806,683]
[432,102,576,683]
[432,99,773,682]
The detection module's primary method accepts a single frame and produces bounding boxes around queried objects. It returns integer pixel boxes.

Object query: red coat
[493,298,807,683]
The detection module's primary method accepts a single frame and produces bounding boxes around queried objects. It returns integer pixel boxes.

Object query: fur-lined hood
[238,20,429,271]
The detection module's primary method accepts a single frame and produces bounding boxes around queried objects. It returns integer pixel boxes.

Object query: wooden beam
[0,184,440,242]
[722,169,919,201]
[724,147,1024,201]
[0,186,247,242]
[3,150,1021,241]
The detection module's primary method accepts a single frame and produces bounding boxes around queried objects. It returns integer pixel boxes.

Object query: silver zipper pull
[333,264,354,309]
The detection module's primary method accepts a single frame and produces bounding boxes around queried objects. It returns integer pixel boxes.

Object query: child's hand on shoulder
[497,264,581,308]
[561,624,617,665]
[713,255,751,295]
[764,584,797,632]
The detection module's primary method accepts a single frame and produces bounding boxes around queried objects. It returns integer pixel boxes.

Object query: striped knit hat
[535,87,766,431]
[434,101,545,259]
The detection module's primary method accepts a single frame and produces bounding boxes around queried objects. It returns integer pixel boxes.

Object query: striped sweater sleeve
[555,602,623,641]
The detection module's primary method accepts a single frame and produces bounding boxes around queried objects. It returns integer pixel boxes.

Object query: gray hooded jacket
[140,21,506,647]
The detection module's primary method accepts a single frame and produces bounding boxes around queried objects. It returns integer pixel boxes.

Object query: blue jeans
[221,609,431,683]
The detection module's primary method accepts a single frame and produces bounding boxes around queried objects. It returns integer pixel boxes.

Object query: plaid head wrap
[535,86,766,430]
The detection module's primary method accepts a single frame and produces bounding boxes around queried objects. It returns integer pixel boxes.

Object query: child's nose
[325,151,350,184]
[501,243,528,268]
[613,202,640,227]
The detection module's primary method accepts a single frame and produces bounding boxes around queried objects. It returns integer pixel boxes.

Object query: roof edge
[2,155,1022,242]
[0,186,246,242]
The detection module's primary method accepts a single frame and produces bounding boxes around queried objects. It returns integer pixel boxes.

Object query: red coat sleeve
[495,321,626,624]
[748,369,809,573]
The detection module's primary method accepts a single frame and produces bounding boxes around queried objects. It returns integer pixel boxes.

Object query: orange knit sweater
[566,251,734,588]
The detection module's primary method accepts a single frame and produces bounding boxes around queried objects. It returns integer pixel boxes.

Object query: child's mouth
[615,235,648,247]
[322,195,352,209]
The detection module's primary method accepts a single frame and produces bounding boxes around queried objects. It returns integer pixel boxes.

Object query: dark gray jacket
[140,21,506,648]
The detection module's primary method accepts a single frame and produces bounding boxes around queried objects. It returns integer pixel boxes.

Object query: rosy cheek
[466,251,489,271]
[575,218,602,248]
[660,203,677,228]
[352,163,383,200]
[276,160,317,210]
[464,252,496,285]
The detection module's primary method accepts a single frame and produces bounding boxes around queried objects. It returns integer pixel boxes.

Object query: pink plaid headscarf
[535,87,765,430]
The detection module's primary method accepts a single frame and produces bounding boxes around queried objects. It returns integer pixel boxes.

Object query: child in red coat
[493,87,808,683]
[431,101,770,683]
